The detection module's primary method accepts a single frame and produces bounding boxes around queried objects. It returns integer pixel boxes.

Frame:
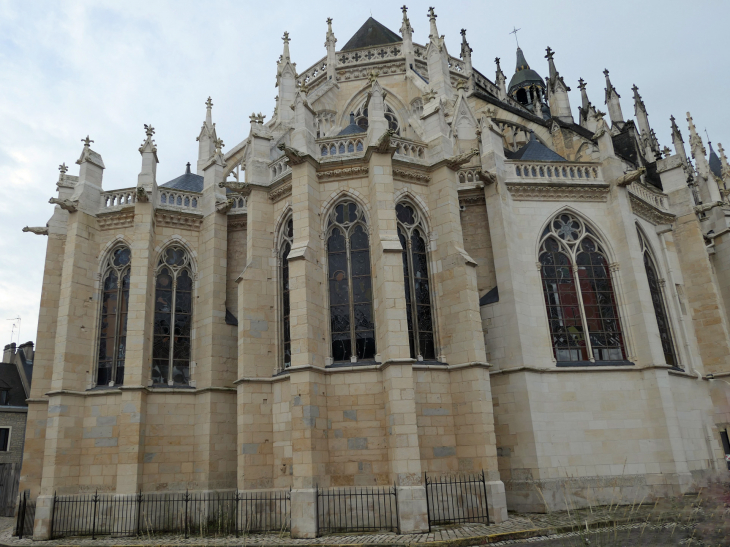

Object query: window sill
[556,360,635,367]
[327,360,381,369]
[87,385,121,392]
[149,384,194,390]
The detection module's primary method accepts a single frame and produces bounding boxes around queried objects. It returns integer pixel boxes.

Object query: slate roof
[0,362,27,407]
[709,142,722,178]
[508,47,545,95]
[508,131,566,161]
[479,286,499,306]
[337,113,366,137]
[161,162,204,192]
[342,17,401,51]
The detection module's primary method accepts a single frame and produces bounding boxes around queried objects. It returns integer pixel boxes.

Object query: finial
[144,124,155,137]
[509,27,520,47]
[545,46,554,60]
[401,5,408,14]
[662,146,672,158]
[206,96,213,109]
[495,57,501,70]
[428,6,436,19]
[186,162,191,174]
[460,28,466,37]
[214,137,225,152]
[578,78,586,90]
[632,84,641,99]
[58,162,68,174]
[326,17,332,25]
[704,128,711,144]
[603,68,609,77]
[282,31,290,44]
[81,136,94,148]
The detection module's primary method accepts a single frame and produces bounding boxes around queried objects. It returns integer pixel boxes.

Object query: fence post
[424,472,431,533]
[136,491,142,536]
[314,485,319,538]
[234,490,239,539]
[480,470,490,525]
[16,491,25,539]
[92,491,99,540]
[49,492,56,540]
[184,490,189,539]
[393,483,400,535]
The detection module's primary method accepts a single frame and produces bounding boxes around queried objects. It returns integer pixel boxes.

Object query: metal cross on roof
[509,27,520,47]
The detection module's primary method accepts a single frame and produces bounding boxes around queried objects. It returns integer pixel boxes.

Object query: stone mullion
[570,263,594,362]
[608,263,637,362]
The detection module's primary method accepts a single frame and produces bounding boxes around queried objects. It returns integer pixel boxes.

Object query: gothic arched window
[637,229,677,367]
[97,246,131,386]
[396,202,435,360]
[539,213,625,362]
[279,216,293,369]
[152,246,194,385]
[353,103,400,135]
[327,201,375,362]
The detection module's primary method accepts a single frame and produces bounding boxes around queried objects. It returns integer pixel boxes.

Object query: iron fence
[316,485,399,535]
[424,470,490,531]
[14,491,35,539]
[49,489,290,539]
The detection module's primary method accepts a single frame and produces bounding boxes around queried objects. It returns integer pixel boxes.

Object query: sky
[0,0,727,347]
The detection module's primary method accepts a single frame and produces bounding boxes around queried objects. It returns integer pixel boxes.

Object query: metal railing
[425,471,490,531]
[14,491,35,539]
[316,485,399,535]
[49,489,289,539]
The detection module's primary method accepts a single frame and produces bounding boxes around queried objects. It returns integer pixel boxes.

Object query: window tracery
[397,202,435,360]
[353,103,400,135]
[279,216,293,369]
[539,213,625,363]
[152,245,194,385]
[326,201,375,362]
[637,229,678,367]
[97,246,131,386]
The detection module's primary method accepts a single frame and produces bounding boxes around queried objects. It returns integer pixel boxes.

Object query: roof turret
[508,47,545,96]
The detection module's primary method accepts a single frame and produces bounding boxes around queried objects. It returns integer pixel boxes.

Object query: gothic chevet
[20,5,730,539]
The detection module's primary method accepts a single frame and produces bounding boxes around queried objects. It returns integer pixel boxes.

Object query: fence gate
[316,485,399,536]
[0,463,20,517]
[424,471,490,531]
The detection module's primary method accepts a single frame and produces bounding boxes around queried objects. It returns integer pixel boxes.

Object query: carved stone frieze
[316,166,369,180]
[506,183,610,202]
[335,62,406,83]
[155,211,203,231]
[459,194,487,207]
[629,194,676,225]
[392,168,431,184]
[228,217,248,232]
[268,183,292,202]
[98,211,134,230]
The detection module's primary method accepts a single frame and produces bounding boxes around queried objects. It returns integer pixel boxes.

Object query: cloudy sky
[0,0,727,346]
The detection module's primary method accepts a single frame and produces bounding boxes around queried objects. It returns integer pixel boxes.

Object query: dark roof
[611,122,641,167]
[225,309,238,326]
[161,162,203,192]
[16,344,33,387]
[342,17,401,51]
[709,142,722,178]
[508,47,545,94]
[479,286,499,306]
[510,131,566,161]
[0,362,28,407]
[337,113,366,136]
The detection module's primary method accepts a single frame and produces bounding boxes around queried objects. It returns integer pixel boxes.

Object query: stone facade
[17,6,730,540]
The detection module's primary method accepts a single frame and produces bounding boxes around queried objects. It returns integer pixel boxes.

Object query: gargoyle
[277,143,307,165]
[477,170,497,185]
[216,199,234,214]
[48,197,78,212]
[445,148,480,171]
[136,186,149,202]
[218,180,252,197]
[375,129,396,154]
[615,166,647,187]
[22,226,49,235]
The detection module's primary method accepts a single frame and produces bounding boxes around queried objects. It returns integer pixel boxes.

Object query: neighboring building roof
[709,142,722,178]
[161,162,204,192]
[337,113,366,136]
[342,17,401,51]
[509,131,566,161]
[0,362,28,407]
[479,286,499,306]
[508,47,545,94]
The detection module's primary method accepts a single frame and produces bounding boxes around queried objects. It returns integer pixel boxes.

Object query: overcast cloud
[0,0,727,346]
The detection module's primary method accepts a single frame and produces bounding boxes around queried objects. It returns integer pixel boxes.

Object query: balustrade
[392,137,426,162]
[159,189,200,211]
[510,161,601,182]
[270,156,291,181]
[318,136,365,158]
[627,180,670,211]
[101,188,136,209]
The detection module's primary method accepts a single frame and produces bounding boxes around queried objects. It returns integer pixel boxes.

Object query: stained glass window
[539,213,625,363]
[152,246,193,385]
[97,246,131,386]
[327,201,375,362]
[638,229,677,367]
[396,202,435,360]
[280,217,293,368]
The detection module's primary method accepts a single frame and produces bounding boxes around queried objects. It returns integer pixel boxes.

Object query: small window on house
[0,428,9,451]
[0,391,9,405]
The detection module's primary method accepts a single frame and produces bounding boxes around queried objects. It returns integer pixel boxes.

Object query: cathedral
[19,6,730,539]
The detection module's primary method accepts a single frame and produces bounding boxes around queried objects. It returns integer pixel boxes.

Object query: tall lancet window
[539,213,625,363]
[152,246,194,385]
[97,246,131,386]
[637,229,677,367]
[327,201,375,362]
[279,217,293,369]
[396,202,435,360]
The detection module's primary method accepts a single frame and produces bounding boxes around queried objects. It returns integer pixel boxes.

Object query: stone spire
[424,7,453,100]
[544,47,573,123]
[632,85,659,160]
[325,18,337,81]
[70,135,105,212]
[495,57,507,100]
[718,143,730,185]
[603,69,624,125]
[275,31,297,126]
[400,5,415,69]
[137,123,158,191]
[196,97,218,175]
[687,112,722,202]
[459,28,473,78]
[670,115,689,166]
[577,78,599,131]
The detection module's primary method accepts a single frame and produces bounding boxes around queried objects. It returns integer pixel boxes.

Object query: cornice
[392,167,431,185]
[97,209,135,230]
[154,210,204,231]
[506,182,609,202]
[268,183,292,203]
[629,194,676,225]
